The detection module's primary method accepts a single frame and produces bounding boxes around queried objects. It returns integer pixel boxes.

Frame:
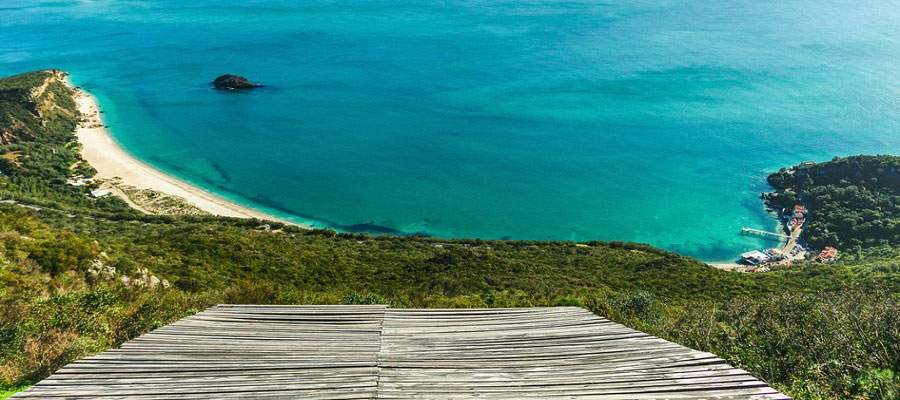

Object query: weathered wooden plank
[377,307,788,399]
[13,305,787,399]
[13,305,385,399]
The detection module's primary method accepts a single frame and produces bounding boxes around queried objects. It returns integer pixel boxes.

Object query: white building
[740,250,771,265]
[90,189,111,198]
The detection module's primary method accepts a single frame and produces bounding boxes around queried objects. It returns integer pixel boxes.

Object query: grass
[0,387,26,399]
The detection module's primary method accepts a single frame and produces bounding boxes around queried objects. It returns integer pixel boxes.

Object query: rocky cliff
[0,70,78,145]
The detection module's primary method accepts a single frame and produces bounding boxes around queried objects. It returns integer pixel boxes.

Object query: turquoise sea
[2,1,899,260]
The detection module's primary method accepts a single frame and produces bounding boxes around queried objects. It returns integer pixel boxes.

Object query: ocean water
[2,1,899,260]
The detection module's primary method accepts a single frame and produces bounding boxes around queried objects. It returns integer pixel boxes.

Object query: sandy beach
[69,79,297,225]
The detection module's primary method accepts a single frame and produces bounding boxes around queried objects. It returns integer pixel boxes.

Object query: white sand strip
[68,79,299,226]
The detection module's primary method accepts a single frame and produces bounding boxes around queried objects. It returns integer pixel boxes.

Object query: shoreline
[62,77,767,265]
[67,78,302,227]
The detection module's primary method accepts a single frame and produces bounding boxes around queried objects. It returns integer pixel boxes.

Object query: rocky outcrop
[121,267,170,288]
[212,74,262,90]
[88,257,170,288]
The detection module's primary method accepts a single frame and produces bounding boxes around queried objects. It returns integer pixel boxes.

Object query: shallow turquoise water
[3,1,899,260]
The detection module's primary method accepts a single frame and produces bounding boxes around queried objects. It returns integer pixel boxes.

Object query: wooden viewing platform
[14,305,788,399]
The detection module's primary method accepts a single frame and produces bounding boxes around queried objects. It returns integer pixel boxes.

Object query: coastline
[68,78,301,226]
[60,77,772,263]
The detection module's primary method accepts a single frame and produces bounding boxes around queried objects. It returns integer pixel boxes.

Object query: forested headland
[766,155,900,249]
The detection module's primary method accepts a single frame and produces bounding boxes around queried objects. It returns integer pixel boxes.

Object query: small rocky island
[212,74,262,90]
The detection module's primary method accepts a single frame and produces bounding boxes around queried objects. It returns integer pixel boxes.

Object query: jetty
[13,305,788,399]
[741,227,790,241]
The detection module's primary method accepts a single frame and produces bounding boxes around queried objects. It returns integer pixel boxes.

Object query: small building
[765,248,785,260]
[66,175,92,186]
[741,250,771,265]
[90,188,111,198]
[787,203,808,230]
[819,246,838,263]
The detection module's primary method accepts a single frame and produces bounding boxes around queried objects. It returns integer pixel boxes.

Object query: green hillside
[0,71,897,399]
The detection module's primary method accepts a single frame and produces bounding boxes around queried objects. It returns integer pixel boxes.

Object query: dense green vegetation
[0,71,135,215]
[0,71,897,399]
[767,155,900,250]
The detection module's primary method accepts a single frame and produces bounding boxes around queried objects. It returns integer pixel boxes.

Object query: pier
[741,227,790,241]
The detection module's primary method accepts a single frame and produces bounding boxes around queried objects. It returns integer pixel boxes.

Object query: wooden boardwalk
[14,305,788,399]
